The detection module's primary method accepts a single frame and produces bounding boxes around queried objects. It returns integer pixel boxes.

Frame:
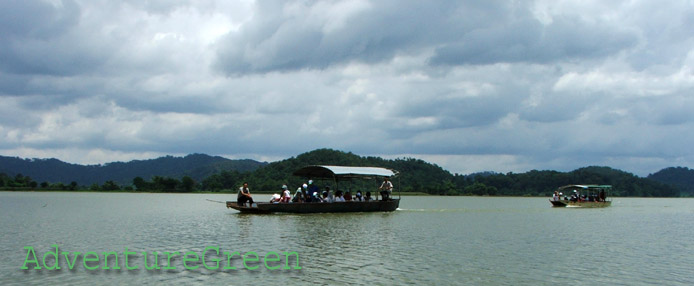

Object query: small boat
[549,185,612,208]
[227,165,400,214]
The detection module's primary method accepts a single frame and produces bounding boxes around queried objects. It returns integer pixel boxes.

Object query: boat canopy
[557,185,612,191]
[292,165,398,180]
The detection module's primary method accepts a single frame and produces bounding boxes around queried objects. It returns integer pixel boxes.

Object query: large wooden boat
[549,185,612,208]
[227,165,400,214]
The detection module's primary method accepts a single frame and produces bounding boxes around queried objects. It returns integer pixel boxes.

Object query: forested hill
[460,166,679,197]
[204,148,453,194]
[201,149,680,197]
[647,167,694,197]
[0,154,266,185]
[0,149,685,197]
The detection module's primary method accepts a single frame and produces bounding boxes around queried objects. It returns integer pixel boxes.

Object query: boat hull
[549,199,611,208]
[227,199,400,214]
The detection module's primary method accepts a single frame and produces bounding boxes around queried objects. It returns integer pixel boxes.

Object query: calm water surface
[1,192,693,285]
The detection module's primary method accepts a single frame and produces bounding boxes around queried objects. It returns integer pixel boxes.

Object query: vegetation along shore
[2,149,692,197]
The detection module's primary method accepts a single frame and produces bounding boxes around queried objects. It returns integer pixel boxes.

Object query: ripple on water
[2,194,694,285]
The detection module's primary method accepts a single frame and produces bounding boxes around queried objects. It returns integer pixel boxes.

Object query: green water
[1,192,692,285]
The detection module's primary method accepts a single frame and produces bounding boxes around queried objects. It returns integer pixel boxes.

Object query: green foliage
[101,181,121,191]
[0,150,687,197]
[467,166,679,197]
[463,182,497,196]
[647,167,694,196]
[209,149,457,195]
[132,176,198,192]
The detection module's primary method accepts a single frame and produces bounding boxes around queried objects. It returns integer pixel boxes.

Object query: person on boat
[292,186,305,203]
[599,189,606,202]
[281,185,291,203]
[552,191,559,201]
[354,190,363,201]
[334,190,345,202]
[326,187,334,203]
[344,191,352,201]
[237,182,254,207]
[308,180,320,199]
[364,191,372,201]
[320,191,330,203]
[302,183,313,202]
[379,177,393,201]
[270,193,281,203]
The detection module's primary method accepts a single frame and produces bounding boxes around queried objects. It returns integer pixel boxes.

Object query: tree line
[0,149,685,197]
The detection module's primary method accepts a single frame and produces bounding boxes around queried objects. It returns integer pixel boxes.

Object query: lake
[1,192,693,285]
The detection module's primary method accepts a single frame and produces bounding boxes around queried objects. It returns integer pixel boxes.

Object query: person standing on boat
[379,177,393,201]
[237,182,254,207]
[599,189,606,202]
[308,180,320,199]
[301,183,312,202]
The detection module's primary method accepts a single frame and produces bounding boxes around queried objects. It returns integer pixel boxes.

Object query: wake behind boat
[549,185,612,208]
[227,165,400,214]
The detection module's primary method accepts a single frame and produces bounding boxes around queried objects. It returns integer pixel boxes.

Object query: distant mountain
[462,166,680,197]
[648,167,694,196]
[0,154,266,186]
[0,149,686,197]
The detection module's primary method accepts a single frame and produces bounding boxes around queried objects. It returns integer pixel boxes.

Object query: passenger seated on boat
[354,191,363,201]
[270,193,281,203]
[327,188,335,202]
[365,191,372,202]
[281,185,291,203]
[379,177,393,201]
[344,191,352,201]
[321,191,330,203]
[311,191,321,202]
[334,190,345,202]
[292,187,305,203]
[237,182,254,207]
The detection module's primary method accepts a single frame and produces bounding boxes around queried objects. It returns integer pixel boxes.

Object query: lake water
[1,192,693,285]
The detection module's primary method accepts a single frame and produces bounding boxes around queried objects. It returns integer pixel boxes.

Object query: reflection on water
[1,193,693,285]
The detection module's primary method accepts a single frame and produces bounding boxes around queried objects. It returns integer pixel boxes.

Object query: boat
[227,165,400,214]
[549,185,612,208]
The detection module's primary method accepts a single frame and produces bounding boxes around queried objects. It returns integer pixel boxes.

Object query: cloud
[214,1,640,74]
[1,0,694,177]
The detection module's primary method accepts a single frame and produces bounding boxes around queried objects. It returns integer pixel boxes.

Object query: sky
[1,0,694,177]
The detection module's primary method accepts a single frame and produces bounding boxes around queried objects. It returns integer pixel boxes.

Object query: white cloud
[1,0,693,177]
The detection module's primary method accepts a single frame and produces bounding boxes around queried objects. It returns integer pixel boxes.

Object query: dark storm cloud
[0,0,110,76]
